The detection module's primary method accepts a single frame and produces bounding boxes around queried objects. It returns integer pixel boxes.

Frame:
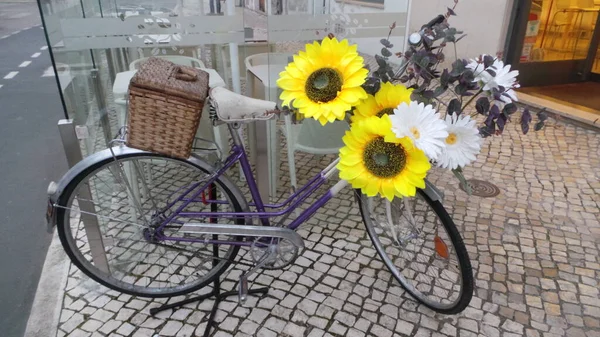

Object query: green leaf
[441,69,450,87]
[447,98,461,115]
[450,60,466,77]
[380,38,393,48]
[534,120,546,131]
[381,47,392,57]
[434,86,447,97]
[503,103,518,115]
[452,167,472,195]
[455,84,468,96]
[476,97,490,115]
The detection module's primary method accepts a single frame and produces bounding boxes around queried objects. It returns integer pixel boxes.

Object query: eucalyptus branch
[461,88,484,112]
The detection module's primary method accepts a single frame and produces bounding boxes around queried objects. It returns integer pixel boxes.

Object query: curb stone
[24,230,69,337]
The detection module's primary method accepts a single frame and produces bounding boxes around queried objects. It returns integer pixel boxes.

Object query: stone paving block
[51,116,600,337]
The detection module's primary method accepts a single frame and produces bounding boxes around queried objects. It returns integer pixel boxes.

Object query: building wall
[331,0,410,63]
[409,0,515,61]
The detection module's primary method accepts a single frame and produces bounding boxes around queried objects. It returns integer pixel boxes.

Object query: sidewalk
[25,112,600,337]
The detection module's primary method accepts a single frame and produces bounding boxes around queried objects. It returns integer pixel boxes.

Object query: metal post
[91,68,112,147]
[58,120,110,273]
[227,0,242,94]
[105,49,117,83]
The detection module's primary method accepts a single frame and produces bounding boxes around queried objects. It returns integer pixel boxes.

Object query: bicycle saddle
[209,86,278,122]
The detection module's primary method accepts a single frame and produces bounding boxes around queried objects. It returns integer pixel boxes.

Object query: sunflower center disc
[376,108,395,118]
[363,137,406,178]
[306,68,342,103]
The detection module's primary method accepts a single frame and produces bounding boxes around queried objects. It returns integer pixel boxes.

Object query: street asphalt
[0,2,68,336]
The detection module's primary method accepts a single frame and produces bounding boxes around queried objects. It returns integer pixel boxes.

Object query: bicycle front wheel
[56,151,245,298]
[357,189,473,314]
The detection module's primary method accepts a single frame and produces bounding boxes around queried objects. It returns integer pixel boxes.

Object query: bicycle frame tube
[158,122,346,245]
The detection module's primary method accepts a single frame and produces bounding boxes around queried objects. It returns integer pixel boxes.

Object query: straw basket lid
[130,57,209,104]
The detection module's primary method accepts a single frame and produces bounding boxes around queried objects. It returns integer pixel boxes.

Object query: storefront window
[520,0,599,63]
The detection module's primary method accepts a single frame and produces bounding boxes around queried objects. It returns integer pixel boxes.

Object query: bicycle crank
[178,223,305,304]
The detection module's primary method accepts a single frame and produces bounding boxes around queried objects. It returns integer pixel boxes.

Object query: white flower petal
[390,101,448,160]
[436,114,482,170]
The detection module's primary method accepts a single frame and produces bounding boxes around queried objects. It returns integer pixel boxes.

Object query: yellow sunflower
[277,37,369,125]
[338,116,431,200]
[351,82,413,123]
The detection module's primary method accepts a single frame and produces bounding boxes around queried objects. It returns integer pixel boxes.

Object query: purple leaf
[483,55,495,68]
[521,108,532,134]
[497,113,507,134]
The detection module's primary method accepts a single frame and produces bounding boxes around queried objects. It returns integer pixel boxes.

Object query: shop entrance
[506,0,600,114]
[507,0,600,86]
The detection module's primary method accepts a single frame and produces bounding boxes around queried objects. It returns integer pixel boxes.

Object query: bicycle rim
[57,153,243,298]
[358,190,473,313]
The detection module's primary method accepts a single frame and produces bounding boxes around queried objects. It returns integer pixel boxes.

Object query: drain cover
[460,179,501,198]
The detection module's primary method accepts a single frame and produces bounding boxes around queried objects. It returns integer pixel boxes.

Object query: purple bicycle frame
[155,142,345,247]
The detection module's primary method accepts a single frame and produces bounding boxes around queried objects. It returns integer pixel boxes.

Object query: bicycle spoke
[59,154,242,297]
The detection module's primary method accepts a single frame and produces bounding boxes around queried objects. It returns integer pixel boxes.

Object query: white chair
[129,55,205,70]
[282,116,349,190]
[245,52,294,200]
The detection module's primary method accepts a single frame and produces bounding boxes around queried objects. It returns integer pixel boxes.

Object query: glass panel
[39,0,253,157]
[520,0,599,63]
[262,0,410,103]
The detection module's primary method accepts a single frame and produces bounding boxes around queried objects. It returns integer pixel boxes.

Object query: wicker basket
[127,57,210,159]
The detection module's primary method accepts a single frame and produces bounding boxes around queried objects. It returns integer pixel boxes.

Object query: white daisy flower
[437,114,482,170]
[467,56,521,103]
[389,101,449,160]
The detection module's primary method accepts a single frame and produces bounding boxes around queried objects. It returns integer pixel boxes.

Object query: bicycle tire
[56,151,245,298]
[357,189,474,314]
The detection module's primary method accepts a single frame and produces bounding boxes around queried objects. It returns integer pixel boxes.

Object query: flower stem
[461,88,484,112]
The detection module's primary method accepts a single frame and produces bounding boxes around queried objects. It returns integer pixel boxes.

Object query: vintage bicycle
[47,15,474,315]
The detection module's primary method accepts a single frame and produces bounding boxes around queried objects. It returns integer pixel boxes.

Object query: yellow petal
[277,78,304,91]
[393,175,411,197]
[381,179,396,201]
[339,87,368,106]
[339,165,365,180]
[340,151,362,166]
[364,179,381,197]
[317,116,329,125]
[344,59,366,78]
[283,64,306,79]
[343,68,369,88]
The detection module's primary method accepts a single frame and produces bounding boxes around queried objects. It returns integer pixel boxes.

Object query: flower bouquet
[277,3,546,201]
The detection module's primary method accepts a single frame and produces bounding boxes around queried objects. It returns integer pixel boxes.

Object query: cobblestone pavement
[52,114,600,337]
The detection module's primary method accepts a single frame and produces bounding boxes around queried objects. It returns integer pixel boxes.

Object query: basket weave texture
[127,57,210,159]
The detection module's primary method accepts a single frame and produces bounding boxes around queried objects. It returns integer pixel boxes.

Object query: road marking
[42,67,54,77]
[11,30,21,35]
[0,85,3,89]
[31,52,41,58]
[19,61,32,68]
[40,46,48,50]
[4,71,18,79]
[0,35,9,39]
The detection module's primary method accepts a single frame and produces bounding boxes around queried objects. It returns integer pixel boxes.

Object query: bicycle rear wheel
[357,189,473,314]
[56,151,245,298]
